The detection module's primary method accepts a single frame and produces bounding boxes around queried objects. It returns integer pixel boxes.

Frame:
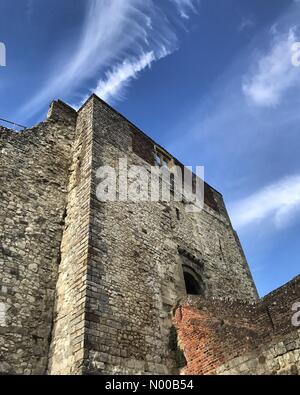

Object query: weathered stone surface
[0,94,297,375]
[0,101,77,374]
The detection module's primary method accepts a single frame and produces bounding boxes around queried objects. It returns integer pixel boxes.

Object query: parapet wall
[174,276,300,375]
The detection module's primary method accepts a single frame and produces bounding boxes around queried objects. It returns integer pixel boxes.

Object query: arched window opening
[183,271,203,295]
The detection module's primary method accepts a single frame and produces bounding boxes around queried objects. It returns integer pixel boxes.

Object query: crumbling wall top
[47,99,77,124]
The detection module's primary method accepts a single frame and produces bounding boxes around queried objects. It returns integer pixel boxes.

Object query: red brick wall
[174,276,300,375]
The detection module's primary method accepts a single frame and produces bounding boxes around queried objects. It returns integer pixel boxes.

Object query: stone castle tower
[0,95,299,375]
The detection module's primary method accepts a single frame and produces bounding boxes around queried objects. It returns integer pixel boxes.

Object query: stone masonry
[0,94,298,375]
[0,101,77,374]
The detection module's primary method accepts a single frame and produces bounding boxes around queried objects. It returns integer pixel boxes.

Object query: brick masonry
[174,276,300,375]
[0,94,298,375]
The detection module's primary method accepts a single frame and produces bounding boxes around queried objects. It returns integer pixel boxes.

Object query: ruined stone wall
[76,96,258,375]
[174,276,300,375]
[47,100,94,375]
[0,94,260,375]
[0,102,76,374]
[79,96,177,374]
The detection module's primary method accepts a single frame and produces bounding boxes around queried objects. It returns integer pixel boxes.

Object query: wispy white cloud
[93,48,171,103]
[170,0,198,19]
[18,0,195,120]
[238,17,254,32]
[243,27,300,107]
[229,175,300,230]
[170,0,200,19]
[19,0,149,118]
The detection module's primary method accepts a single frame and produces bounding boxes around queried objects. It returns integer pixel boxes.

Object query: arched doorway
[183,268,204,296]
[183,272,202,295]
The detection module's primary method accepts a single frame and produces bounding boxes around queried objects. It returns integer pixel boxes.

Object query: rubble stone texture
[0,94,298,375]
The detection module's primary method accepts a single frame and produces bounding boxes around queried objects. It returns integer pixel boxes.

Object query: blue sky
[0,0,299,296]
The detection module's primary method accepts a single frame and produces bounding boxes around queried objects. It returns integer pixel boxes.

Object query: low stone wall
[216,330,300,375]
[174,276,300,375]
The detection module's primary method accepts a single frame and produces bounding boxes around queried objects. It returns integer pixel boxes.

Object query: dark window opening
[176,208,180,220]
[184,272,202,295]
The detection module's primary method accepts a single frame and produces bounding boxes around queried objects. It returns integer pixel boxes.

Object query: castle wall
[47,100,94,374]
[0,102,76,374]
[74,96,258,374]
[0,95,263,375]
[174,276,300,375]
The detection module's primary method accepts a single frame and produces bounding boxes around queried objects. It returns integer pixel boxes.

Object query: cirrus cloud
[18,0,198,121]
[229,175,300,230]
[243,27,300,107]
[94,48,172,103]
